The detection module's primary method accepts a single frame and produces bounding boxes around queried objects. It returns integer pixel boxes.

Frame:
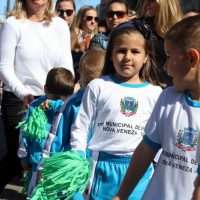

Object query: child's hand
[192,176,200,200]
[23,94,34,107]
[41,100,50,110]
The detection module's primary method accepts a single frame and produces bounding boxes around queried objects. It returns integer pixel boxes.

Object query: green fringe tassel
[31,151,91,200]
[17,106,48,140]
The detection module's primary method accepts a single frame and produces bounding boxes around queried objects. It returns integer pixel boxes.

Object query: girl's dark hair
[103,19,161,86]
[45,67,75,96]
[106,0,129,14]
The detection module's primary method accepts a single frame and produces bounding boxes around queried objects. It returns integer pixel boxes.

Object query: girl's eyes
[117,49,127,54]
[116,49,140,54]
[131,50,140,54]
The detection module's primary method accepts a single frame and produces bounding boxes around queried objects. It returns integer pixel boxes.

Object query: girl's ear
[187,48,200,67]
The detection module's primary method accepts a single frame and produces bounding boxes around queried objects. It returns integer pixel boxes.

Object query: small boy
[62,47,105,147]
[17,67,75,196]
[113,15,200,200]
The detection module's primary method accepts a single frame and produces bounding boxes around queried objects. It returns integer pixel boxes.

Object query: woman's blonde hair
[8,0,54,22]
[136,0,183,37]
[74,6,97,32]
[71,6,98,50]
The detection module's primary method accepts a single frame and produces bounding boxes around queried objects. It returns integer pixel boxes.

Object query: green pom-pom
[17,106,48,140]
[31,151,91,200]
[29,184,48,200]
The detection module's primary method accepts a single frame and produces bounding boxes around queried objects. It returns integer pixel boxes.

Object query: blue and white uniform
[70,75,162,200]
[143,87,200,200]
[18,96,69,170]
[18,96,70,195]
[62,89,85,138]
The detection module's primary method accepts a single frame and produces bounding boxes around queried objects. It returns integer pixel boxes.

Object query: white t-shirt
[0,16,74,99]
[70,75,162,155]
[143,87,200,200]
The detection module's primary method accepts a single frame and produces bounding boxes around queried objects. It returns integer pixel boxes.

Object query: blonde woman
[136,0,183,37]
[71,6,98,52]
[135,0,183,86]
[71,6,98,83]
[0,0,73,189]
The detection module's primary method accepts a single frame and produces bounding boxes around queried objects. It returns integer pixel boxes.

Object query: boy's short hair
[79,48,106,86]
[165,15,200,51]
[45,67,75,96]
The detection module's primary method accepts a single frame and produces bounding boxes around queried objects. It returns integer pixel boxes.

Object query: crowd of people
[0,0,200,199]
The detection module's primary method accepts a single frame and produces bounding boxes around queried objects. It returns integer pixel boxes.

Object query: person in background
[90,0,129,50]
[97,20,108,34]
[62,47,105,158]
[71,6,98,52]
[70,20,162,200]
[18,67,74,197]
[55,0,76,28]
[135,0,183,87]
[0,0,73,190]
[71,6,98,83]
[113,15,200,200]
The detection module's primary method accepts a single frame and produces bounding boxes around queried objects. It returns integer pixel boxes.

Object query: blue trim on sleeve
[110,75,149,88]
[143,135,161,152]
[185,93,200,108]
[198,165,200,175]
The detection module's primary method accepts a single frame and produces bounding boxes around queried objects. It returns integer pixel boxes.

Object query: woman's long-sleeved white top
[0,16,74,99]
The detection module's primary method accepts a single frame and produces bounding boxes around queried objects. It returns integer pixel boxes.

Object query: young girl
[70,20,162,200]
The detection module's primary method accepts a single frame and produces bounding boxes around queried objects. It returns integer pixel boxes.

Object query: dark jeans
[0,91,25,191]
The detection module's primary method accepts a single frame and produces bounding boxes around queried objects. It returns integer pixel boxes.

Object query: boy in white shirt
[113,15,200,200]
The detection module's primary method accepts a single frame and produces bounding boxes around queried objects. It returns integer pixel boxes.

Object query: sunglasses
[57,9,74,17]
[107,11,127,19]
[85,16,98,22]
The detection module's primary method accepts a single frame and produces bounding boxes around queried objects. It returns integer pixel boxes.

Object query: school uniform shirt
[143,87,200,200]
[62,89,85,141]
[70,75,162,155]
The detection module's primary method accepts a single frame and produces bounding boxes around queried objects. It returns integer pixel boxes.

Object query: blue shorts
[89,152,153,200]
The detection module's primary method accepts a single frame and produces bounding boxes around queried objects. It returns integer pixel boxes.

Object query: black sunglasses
[85,16,98,22]
[57,9,74,17]
[107,11,127,19]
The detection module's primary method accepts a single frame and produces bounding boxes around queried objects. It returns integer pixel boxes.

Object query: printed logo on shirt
[120,97,138,117]
[175,127,199,152]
